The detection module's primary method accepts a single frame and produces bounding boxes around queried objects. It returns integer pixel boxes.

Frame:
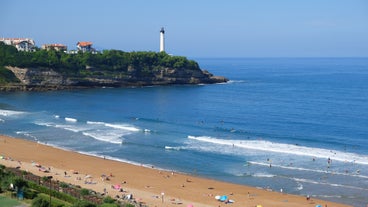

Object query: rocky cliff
[1,66,228,91]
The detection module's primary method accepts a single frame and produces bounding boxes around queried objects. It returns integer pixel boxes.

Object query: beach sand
[0,135,351,207]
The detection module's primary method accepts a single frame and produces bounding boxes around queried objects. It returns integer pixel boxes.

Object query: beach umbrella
[256,205,263,207]
[215,195,221,200]
[219,195,228,202]
[315,205,322,207]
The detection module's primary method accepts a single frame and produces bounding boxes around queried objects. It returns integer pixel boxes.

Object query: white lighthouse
[160,27,165,52]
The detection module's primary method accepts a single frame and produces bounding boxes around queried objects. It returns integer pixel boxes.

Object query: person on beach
[161,192,165,203]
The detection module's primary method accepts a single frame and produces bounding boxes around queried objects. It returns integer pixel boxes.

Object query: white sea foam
[65,117,77,122]
[16,131,38,141]
[105,123,140,132]
[295,183,303,191]
[60,126,84,133]
[86,121,105,125]
[87,121,140,132]
[249,161,329,173]
[188,135,368,165]
[227,80,245,84]
[315,195,343,199]
[35,119,140,144]
[165,146,181,151]
[82,132,123,145]
[248,161,368,179]
[34,121,54,127]
[252,173,276,178]
[77,151,170,171]
[0,109,26,117]
[35,121,88,133]
[291,177,368,191]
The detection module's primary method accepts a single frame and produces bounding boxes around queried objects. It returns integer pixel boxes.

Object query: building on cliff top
[0,38,36,52]
[77,41,95,53]
[41,44,67,52]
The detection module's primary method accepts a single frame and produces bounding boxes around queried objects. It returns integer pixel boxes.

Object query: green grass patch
[0,194,22,207]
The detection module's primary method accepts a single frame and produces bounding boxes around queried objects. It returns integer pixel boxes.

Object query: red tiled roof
[77,42,92,47]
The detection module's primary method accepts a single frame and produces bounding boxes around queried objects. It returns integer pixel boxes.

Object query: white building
[42,44,67,52]
[0,38,36,52]
[160,27,165,52]
[77,41,94,53]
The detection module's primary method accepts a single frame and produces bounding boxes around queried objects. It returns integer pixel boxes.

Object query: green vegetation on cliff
[0,42,199,76]
[0,66,20,84]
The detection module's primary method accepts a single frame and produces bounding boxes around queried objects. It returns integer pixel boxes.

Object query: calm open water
[0,58,367,206]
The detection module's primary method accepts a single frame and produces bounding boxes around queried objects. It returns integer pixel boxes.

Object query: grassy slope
[0,194,23,207]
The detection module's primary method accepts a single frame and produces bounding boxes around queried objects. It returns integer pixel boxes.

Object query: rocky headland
[0,43,227,91]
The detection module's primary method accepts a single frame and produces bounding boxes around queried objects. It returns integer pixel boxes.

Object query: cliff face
[1,66,228,91]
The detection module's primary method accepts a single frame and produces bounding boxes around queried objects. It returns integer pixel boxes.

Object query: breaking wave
[65,117,77,122]
[0,109,26,117]
[34,117,141,145]
[87,121,140,132]
[187,135,368,165]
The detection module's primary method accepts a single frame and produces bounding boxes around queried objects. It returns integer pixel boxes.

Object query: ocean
[0,58,367,206]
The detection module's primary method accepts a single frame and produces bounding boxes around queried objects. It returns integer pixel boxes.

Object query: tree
[0,42,18,66]
[12,177,28,191]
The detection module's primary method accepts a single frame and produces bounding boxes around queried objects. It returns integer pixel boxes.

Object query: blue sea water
[0,58,367,206]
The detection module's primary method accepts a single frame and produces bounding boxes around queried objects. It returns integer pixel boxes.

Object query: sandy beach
[0,135,351,207]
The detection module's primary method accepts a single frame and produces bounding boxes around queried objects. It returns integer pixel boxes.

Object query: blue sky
[1,0,367,57]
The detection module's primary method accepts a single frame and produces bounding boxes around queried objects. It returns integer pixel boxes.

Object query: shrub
[32,196,50,207]
[27,181,77,204]
[99,203,119,207]
[80,188,90,196]
[102,196,116,204]
[59,182,69,188]
[71,200,97,207]
[24,188,38,199]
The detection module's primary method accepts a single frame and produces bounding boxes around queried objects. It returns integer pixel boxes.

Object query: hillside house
[77,41,94,52]
[0,38,36,52]
[41,44,67,52]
